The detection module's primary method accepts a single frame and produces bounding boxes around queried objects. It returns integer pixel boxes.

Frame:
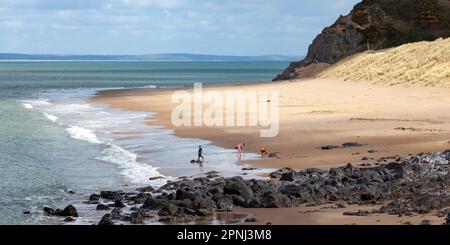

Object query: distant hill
[317,37,450,87]
[0,53,301,61]
[275,0,450,80]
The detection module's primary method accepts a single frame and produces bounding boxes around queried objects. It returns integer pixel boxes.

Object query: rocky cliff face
[275,0,450,81]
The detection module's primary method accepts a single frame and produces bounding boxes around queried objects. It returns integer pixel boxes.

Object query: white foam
[22,103,33,109]
[22,99,52,106]
[97,144,170,186]
[43,113,58,122]
[66,126,102,144]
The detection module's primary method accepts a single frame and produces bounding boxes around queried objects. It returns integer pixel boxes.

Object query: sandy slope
[317,38,450,87]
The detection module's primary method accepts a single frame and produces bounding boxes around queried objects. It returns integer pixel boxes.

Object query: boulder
[223,179,254,207]
[98,214,114,225]
[100,191,123,201]
[96,204,110,211]
[176,189,198,201]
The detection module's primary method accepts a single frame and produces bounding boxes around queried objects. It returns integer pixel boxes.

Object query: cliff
[275,0,450,81]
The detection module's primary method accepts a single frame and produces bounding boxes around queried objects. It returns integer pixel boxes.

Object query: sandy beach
[88,79,450,225]
[91,79,450,170]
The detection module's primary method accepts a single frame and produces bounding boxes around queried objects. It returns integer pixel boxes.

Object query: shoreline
[90,78,450,171]
[85,78,450,225]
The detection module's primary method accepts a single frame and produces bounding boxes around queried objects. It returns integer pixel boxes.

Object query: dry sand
[91,79,450,170]
[318,38,450,87]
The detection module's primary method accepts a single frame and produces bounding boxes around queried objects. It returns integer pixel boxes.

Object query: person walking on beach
[236,142,245,160]
[197,145,204,162]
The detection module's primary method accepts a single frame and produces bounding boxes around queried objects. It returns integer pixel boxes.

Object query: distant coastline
[0,53,302,62]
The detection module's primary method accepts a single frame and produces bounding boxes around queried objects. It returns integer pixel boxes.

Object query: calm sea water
[0,61,287,224]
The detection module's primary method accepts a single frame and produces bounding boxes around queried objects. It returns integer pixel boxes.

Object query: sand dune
[317,38,450,87]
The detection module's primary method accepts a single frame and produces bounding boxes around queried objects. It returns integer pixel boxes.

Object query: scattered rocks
[88,150,450,225]
[43,205,78,217]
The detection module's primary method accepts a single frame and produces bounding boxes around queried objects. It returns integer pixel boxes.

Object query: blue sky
[0,0,361,55]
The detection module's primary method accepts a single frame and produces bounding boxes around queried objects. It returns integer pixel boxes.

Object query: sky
[0,0,361,55]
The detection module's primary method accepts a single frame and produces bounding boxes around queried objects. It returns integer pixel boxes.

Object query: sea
[0,61,288,224]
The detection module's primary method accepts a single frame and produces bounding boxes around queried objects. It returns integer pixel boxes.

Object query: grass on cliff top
[317,37,450,87]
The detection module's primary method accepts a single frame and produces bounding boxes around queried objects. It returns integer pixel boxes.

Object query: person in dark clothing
[198,145,204,162]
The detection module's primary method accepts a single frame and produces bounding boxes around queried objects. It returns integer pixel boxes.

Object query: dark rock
[64,217,75,222]
[342,142,364,148]
[55,205,78,217]
[245,218,257,222]
[223,179,254,207]
[130,193,153,204]
[368,150,378,154]
[216,196,234,211]
[110,208,122,220]
[420,219,431,225]
[98,214,114,226]
[142,198,165,210]
[100,191,123,201]
[137,186,155,193]
[89,194,101,202]
[23,211,30,215]
[96,204,110,211]
[343,210,369,216]
[43,207,56,215]
[257,191,293,208]
[157,203,179,217]
[242,168,257,171]
[114,200,126,208]
[269,168,294,179]
[176,189,197,201]
[149,176,164,181]
[280,171,297,182]
[321,145,340,150]
[130,209,146,224]
[195,209,214,217]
